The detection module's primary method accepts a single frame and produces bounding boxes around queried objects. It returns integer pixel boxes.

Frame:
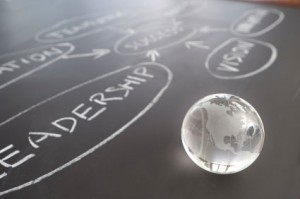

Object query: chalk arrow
[199,26,228,33]
[185,41,210,50]
[146,50,160,62]
[171,18,182,27]
[63,49,110,60]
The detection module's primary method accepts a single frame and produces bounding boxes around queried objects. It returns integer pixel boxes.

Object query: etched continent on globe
[181,94,265,174]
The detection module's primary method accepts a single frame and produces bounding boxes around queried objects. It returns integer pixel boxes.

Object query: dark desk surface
[0,0,300,198]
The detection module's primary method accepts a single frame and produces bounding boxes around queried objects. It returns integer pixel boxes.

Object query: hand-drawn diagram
[30,6,283,77]
[0,2,287,197]
[0,62,172,196]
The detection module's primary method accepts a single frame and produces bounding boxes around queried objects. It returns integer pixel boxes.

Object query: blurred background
[239,0,300,6]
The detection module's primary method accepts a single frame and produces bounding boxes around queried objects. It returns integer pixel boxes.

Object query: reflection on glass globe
[181,94,265,174]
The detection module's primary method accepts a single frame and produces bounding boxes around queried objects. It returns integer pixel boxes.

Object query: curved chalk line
[0,43,75,90]
[0,66,130,128]
[205,38,277,79]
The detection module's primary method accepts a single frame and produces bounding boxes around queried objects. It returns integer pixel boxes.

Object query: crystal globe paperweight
[181,94,265,174]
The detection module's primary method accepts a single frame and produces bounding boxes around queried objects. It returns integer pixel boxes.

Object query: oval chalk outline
[230,8,285,37]
[0,43,75,90]
[35,12,135,43]
[114,26,197,56]
[0,62,173,196]
[205,38,277,79]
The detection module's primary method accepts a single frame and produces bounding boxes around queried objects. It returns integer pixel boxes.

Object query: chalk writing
[205,38,277,79]
[115,23,196,55]
[0,47,63,75]
[235,10,268,34]
[164,1,207,18]
[124,26,184,51]
[36,12,134,43]
[218,40,255,72]
[0,62,172,196]
[0,145,35,180]
[1,66,153,176]
[28,132,62,149]
[0,43,74,90]
[231,8,284,37]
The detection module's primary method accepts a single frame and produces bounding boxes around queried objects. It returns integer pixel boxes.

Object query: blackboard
[0,0,300,198]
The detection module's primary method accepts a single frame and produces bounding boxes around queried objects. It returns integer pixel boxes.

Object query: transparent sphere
[181,94,265,174]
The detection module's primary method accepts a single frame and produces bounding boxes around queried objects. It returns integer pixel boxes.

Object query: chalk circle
[205,38,277,79]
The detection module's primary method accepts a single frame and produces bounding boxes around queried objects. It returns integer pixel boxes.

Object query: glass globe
[181,94,265,174]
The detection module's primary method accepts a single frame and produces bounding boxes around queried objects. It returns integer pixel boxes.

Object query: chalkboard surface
[0,0,300,198]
